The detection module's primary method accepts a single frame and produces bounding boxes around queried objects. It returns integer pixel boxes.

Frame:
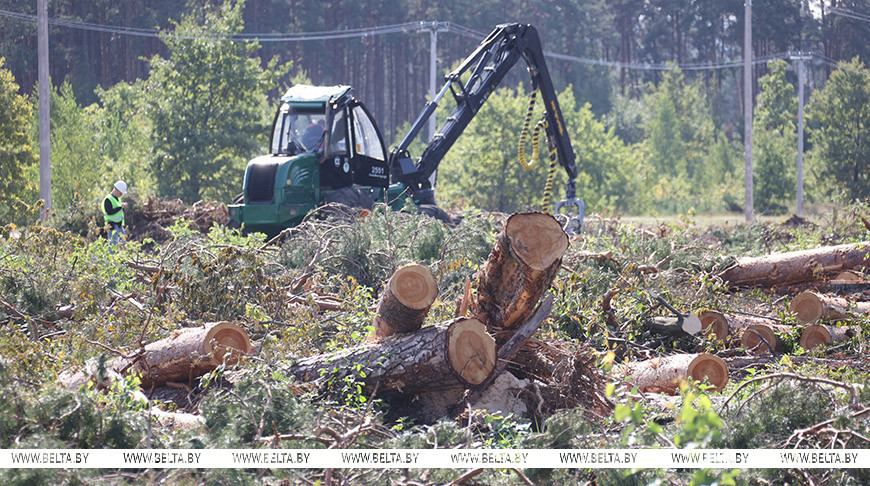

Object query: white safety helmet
[114,180,128,195]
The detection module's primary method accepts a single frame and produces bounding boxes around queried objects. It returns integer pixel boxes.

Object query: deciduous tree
[807,58,870,201]
[146,0,289,203]
[754,60,797,214]
[0,58,37,221]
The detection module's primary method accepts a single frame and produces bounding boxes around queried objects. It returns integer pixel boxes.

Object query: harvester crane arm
[388,23,583,230]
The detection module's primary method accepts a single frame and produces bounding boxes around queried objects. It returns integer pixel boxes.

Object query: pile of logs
[626,242,870,396]
[706,242,869,352]
[288,212,609,419]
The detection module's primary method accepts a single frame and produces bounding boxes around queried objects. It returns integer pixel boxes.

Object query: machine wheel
[324,187,375,210]
[417,204,455,226]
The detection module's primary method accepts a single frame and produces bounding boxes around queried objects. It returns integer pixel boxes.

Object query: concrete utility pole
[428,24,438,142]
[743,0,754,223]
[426,21,446,190]
[38,0,52,219]
[793,53,811,217]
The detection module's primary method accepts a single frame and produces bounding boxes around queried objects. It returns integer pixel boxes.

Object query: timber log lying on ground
[373,264,438,338]
[719,242,870,288]
[619,353,729,394]
[789,290,870,324]
[61,322,251,389]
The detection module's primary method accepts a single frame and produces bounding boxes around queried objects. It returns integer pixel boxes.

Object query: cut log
[834,270,863,282]
[799,324,857,351]
[476,212,568,337]
[291,317,496,395]
[740,323,791,354]
[789,291,870,324]
[719,242,870,288]
[699,310,781,343]
[373,264,438,338]
[620,353,729,394]
[60,322,251,390]
[121,321,251,388]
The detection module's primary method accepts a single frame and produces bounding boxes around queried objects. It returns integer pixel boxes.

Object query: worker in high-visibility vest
[102,180,128,251]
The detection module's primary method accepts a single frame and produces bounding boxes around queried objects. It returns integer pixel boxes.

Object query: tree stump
[619,353,728,394]
[373,264,438,338]
[476,212,568,339]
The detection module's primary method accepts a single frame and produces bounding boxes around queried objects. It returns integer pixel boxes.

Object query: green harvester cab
[228,85,406,236]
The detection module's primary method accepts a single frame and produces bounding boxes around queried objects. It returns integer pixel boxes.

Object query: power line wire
[829,7,870,23]
[0,8,827,72]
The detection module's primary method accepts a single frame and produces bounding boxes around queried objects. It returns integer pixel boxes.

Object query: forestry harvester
[228,23,584,236]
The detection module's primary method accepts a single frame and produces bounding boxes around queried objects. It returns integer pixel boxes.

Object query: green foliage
[438,84,637,213]
[93,81,154,195]
[754,60,797,214]
[200,367,322,447]
[0,358,152,452]
[145,0,291,203]
[0,57,37,223]
[279,206,496,290]
[673,392,723,448]
[807,57,870,201]
[722,380,834,449]
[640,68,734,214]
[27,82,105,217]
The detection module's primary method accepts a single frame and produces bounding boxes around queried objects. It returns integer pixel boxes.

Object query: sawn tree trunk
[789,291,870,324]
[619,353,729,394]
[291,318,496,395]
[476,212,568,341]
[373,264,438,338]
[719,242,870,288]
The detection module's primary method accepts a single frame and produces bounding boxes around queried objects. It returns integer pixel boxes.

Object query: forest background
[1,0,870,223]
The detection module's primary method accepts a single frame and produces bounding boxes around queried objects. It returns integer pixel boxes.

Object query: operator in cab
[300,118,326,151]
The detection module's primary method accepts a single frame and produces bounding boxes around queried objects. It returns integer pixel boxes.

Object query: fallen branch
[720,372,861,413]
[450,468,485,486]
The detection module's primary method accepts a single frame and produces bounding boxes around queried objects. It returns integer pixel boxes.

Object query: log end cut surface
[800,324,832,350]
[789,291,823,323]
[447,319,495,385]
[391,264,438,309]
[687,353,729,392]
[505,213,569,271]
[204,322,252,366]
[740,324,778,354]
[699,310,728,340]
